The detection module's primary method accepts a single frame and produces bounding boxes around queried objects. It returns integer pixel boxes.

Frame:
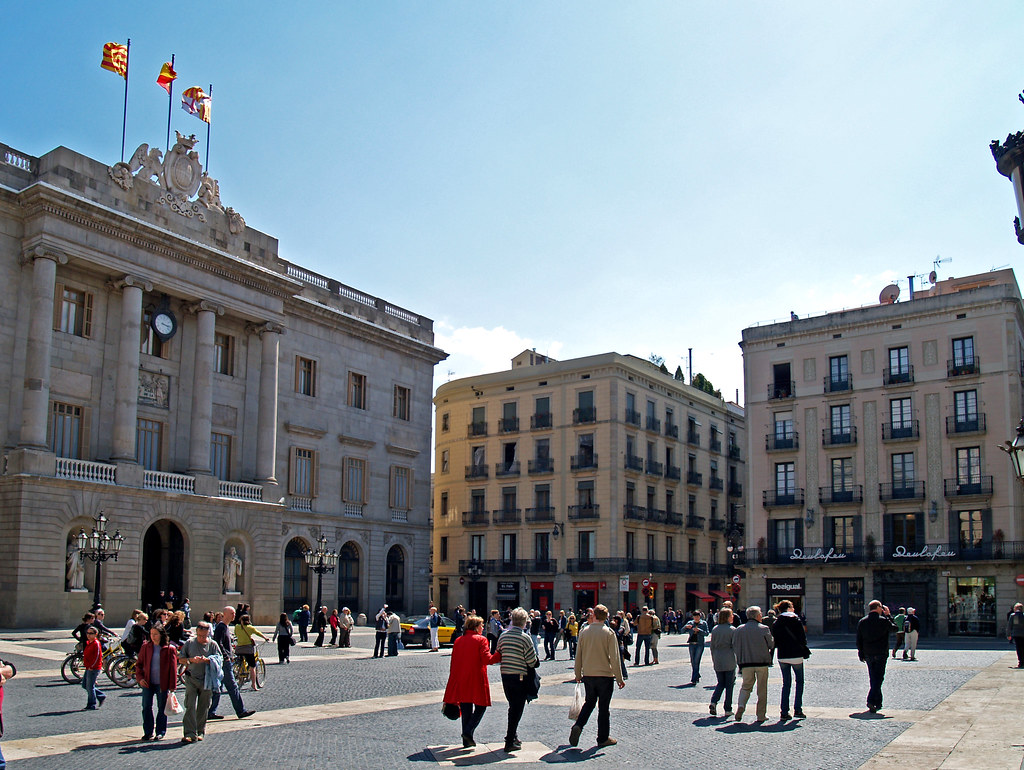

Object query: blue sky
[6,3,1024,402]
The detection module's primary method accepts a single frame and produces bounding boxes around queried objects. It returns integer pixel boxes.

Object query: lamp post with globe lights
[74,512,124,611]
[304,533,338,610]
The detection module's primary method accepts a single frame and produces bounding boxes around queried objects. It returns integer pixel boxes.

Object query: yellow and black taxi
[400,614,457,647]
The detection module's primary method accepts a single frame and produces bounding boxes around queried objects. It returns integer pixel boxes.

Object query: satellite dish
[879,284,900,304]
[928,270,937,284]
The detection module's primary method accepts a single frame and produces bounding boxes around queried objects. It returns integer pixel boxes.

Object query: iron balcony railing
[762,489,805,508]
[709,439,722,454]
[665,423,679,439]
[568,504,600,520]
[687,430,701,446]
[492,508,522,524]
[818,485,864,506]
[883,365,915,386]
[647,508,666,524]
[686,515,706,531]
[623,504,647,522]
[467,421,488,437]
[882,420,919,441]
[624,408,641,426]
[462,511,490,526]
[709,477,724,492]
[666,510,683,526]
[531,412,553,430]
[646,416,661,433]
[646,459,664,476]
[665,465,681,481]
[766,432,799,451]
[525,506,555,522]
[687,471,703,486]
[878,481,926,501]
[465,464,489,480]
[728,482,743,498]
[531,559,557,573]
[946,414,986,435]
[709,518,726,532]
[943,476,994,498]
[494,461,520,477]
[768,382,794,400]
[498,417,520,433]
[822,426,857,447]
[728,444,741,460]
[947,357,980,377]
[625,454,644,472]
[824,373,853,393]
[565,558,709,574]
[573,407,597,424]
[528,457,554,474]
[570,453,598,470]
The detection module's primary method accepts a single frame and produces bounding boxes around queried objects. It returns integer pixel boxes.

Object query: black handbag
[524,665,541,701]
[442,702,461,720]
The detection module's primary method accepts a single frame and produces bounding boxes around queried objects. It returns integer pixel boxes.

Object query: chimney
[907,275,915,300]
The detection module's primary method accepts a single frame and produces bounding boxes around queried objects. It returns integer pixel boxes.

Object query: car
[400,614,457,648]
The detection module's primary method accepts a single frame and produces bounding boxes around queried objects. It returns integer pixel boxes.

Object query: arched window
[338,542,360,613]
[283,539,309,610]
[385,545,405,612]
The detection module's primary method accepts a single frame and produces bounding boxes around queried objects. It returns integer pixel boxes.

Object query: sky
[6,3,1024,404]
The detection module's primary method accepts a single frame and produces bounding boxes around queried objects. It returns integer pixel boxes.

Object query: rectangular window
[471,489,486,513]
[289,447,319,497]
[441,412,450,432]
[50,402,84,459]
[890,397,912,427]
[535,438,550,461]
[210,432,231,480]
[502,534,517,563]
[390,466,412,509]
[771,518,799,555]
[440,492,449,518]
[831,457,853,492]
[578,531,596,563]
[958,510,984,550]
[954,390,979,429]
[136,418,163,471]
[890,513,920,550]
[829,355,849,382]
[56,285,93,338]
[440,536,449,563]
[775,462,795,494]
[501,486,517,512]
[535,396,550,415]
[440,449,449,474]
[348,372,367,409]
[952,336,975,368]
[831,516,856,551]
[535,532,550,563]
[214,333,234,376]
[666,536,674,563]
[295,356,317,397]
[625,532,635,560]
[773,411,794,446]
[647,534,655,561]
[577,479,595,508]
[889,346,910,374]
[471,534,485,561]
[830,404,851,437]
[892,452,915,487]
[393,385,411,420]
[534,484,551,510]
[140,310,165,358]
[955,447,981,485]
[343,457,367,503]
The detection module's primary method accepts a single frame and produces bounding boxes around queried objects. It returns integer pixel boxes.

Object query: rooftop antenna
[446,369,455,382]
[930,255,951,284]
[879,284,900,304]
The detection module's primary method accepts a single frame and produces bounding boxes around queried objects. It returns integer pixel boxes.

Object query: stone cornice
[283,422,327,439]
[184,300,226,316]
[338,434,376,449]
[385,443,420,458]
[245,321,285,338]
[107,274,154,293]
[19,243,68,267]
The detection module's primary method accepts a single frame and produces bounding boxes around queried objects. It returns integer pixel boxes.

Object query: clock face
[152,312,176,339]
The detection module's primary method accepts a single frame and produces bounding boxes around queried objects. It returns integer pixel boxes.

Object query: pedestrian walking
[487,610,505,655]
[373,606,389,658]
[328,609,340,646]
[633,606,654,666]
[81,626,106,710]
[856,600,897,713]
[428,605,442,652]
[387,608,402,656]
[273,612,294,664]
[450,606,465,644]
[891,607,907,658]
[709,607,736,716]
[1007,603,1024,667]
[649,609,662,664]
[298,604,311,643]
[558,610,568,649]
[0,656,16,770]
[733,605,773,723]
[313,606,328,647]
[207,607,256,722]
[339,608,354,648]
[771,600,808,720]
[543,611,559,660]
[180,621,221,744]
[903,608,920,661]
[135,624,178,740]
[234,613,268,690]
[443,615,502,747]
[683,610,709,684]
[569,604,625,749]
[497,607,539,753]
[566,614,579,659]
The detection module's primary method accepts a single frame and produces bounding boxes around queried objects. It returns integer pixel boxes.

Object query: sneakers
[794,710,806,719]
[569,725,582,747]
[709,703,717,716]
[597,738,617,747]
[155,733,165,740]
[734,707,744,721]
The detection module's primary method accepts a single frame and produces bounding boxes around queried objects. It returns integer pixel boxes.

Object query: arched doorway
[141,520,186,610]
[385,545,405,612]
[283,539,309,612]
[337,542,360,613]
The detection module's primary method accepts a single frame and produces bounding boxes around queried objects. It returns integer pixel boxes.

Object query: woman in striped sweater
[496,607,539,754]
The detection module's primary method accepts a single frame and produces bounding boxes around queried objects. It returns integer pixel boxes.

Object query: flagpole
[121,38,131,162]
[205,83,212,171]
[165,54,175,152]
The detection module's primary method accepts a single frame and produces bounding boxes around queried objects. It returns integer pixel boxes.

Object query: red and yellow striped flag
[181,86,211,124]
[100,42,128,78]
[156,62,177,94]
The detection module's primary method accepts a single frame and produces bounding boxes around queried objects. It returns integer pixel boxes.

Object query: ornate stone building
[0,138,444,627]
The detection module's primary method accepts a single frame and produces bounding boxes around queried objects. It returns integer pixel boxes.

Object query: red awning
[710,589,733,600]
[688,590,715,601]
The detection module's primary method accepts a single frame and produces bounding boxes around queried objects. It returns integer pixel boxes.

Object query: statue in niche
[66,543,86,591]
[223,546,243,594]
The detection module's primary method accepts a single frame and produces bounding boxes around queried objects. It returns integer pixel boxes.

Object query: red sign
[574,582,600,591]
[642,578,650,587]
[628,582,637,590]
[664,583,676,590]
[1016,574,1024,587]
[531,582,553,590]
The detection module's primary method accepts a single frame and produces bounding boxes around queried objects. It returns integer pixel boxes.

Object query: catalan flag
[100,42,128,78]
[181,86,211,123]
[156,62,177,94]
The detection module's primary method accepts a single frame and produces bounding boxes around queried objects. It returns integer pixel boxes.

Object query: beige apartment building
[0,139,444,627]
[740,270,1024,637]
[432,351,746,616]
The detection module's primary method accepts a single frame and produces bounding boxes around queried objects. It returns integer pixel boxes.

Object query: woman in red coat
[443,615,501,747]
[135,624,179,740]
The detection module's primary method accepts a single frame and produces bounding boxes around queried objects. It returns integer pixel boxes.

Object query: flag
[101,42,128,78]
[157,62,177,94]
[181,86,211,123]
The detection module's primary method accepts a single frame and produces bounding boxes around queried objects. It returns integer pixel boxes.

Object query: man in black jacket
[856,600,897,713]
[207,606,255,721]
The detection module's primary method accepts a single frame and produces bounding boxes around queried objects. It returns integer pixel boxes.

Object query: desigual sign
[767,579,805,595]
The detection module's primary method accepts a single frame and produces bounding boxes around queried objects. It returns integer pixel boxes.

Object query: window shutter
[82,292,94,338]
[341,458,350,502]
[294,357,301,394]
[362,460,369,503]
[852,516,862,554]
[982,508,993,546]
[79,406,92,460]
[53,282,64,330]
[393,386,399,418]
[947,508,958,550]
[388,466,396,508]
[288,446,298,495]
[824,517,835,550]
[914,514,925,550]
[407,468,415,510]
[795,520,804,550]
[883,514,894,553]
[311,450,320,497]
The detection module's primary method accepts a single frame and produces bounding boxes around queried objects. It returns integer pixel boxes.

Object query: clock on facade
[151,310,177,341]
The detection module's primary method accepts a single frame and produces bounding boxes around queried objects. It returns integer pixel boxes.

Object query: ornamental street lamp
[304,534,338,610]
[999,418,1024,480]
[74,512,124,611]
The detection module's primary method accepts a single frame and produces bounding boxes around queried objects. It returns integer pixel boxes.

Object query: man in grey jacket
[732,605,774,723]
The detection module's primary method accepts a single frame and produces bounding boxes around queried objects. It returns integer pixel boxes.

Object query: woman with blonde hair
[234,613,269,689]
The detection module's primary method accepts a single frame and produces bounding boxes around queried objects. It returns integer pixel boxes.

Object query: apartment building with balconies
[432,351,746,616]
[740,270,1024,636]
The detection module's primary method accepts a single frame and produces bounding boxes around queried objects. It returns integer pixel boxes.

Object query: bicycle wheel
[109,656,137,689]
[177,662,187,686]
[233,660,248,689]
[254,658,266,688]
[61,653,83,684]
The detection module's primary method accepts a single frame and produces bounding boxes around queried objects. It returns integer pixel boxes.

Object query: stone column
[109,276,152,461]
[186,301,223,474]
[250,322,283,483]
[18,247,67,448]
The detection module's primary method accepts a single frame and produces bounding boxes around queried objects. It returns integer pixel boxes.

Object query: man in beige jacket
[569,604,625,749]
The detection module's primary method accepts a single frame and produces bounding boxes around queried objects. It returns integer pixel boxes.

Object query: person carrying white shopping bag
[568,682,586,720]
[568,604,625,749]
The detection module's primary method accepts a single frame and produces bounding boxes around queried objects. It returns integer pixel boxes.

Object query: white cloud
[433,322,564,384]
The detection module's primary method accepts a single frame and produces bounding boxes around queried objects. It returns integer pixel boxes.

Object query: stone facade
[0,140,445,627]
[740,271,1024,636]
[432,351,746,617]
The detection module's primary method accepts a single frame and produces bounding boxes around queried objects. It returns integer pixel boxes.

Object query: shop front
[766,577,805,616]
[573,581,599,612]
[947,576,997,636]
[496,581,520,612]
[530,581,553,613]
[663,582,676,612]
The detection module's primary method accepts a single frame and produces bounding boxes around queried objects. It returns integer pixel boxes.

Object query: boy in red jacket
[82,627,106,710]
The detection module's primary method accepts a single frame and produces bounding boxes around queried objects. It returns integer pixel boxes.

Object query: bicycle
[232,642,267,690]
[61,636,119,685]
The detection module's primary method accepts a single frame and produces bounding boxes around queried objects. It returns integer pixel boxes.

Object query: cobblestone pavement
[1,627,1022,769]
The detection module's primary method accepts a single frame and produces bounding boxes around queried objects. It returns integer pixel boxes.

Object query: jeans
[864,654,888,709]
[689,644,704,682]
[779,661,803,713]
[501,674,529,742]
[460,702,486,738]
[209,658,246,717]
[141,685,169,736]
[531,634,540,657]
[544,632,557,659]
[711,669,735,710]
[568,637,577,658]
[373,631,387,657]
[573,676,615,742]
[387,632,399,656]
[182,674,213,739]
[299,623,308,642]
[737,665,769,720]
[329,626,338,645]
[634,634,651,665]
[82,668,104,708]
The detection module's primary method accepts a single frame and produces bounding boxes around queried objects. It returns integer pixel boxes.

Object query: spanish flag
[100,42,128,78]
[181,86,211,124]
[156,62,177,94]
